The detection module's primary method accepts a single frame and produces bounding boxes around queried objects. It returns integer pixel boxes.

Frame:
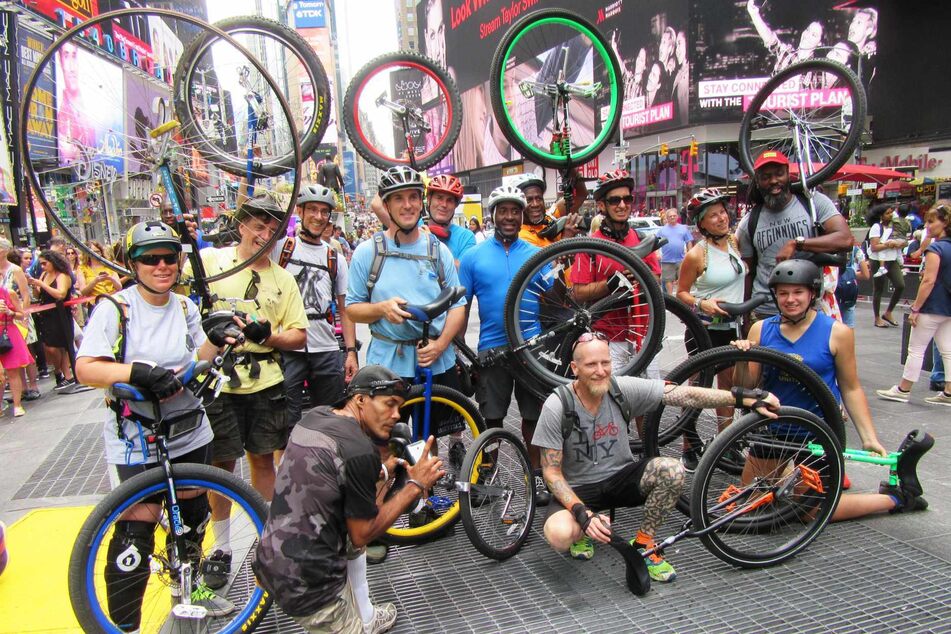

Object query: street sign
[149,193,164,208]
[207,195,225,203]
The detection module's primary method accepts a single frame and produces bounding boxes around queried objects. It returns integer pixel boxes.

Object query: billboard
[298,27,338,153]
[18,28,57,161]
[692,0,878,123]
[290,0,327,29]
[55,42,125,178]
[124,74,172,176]
[0,107,17,205]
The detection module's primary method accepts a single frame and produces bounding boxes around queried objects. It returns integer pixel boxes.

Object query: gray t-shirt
[78,288,212,465]
[272,237,349,353]
[532,377,665,486]
[736,192,838,314]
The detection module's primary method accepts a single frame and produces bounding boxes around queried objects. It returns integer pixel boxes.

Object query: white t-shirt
[272,237,349,353]
[868,223,900,261]
[78,288,213,465]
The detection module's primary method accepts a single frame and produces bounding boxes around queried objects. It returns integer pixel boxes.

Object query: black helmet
[768,259,822,296]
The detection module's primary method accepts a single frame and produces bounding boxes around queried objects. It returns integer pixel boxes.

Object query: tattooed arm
[662,384,780,418]
[541,447,613,543]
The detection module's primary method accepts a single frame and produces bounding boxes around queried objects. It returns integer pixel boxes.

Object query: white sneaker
[924,392,951,407]
[364,603,397,634]
[873,266,887,278]
[876,385,910,403]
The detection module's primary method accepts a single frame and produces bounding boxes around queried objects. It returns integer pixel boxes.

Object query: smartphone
[406,439,427,465]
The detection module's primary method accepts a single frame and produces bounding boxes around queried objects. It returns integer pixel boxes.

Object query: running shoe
[876,385,910,403]
[202,549,232,590]
[13,406,25,418]
[633,540,677,582]
[880,483,929,514]
[569,536,594,561]
[23,390,40,401]
[366,543,389,565]
[54,379,77,393]
[681,448,701,473]
[364,602,398,634]
[533,470,551,506]
[924,392,951,407]
[408,504,438,528]
[448,440,466,474]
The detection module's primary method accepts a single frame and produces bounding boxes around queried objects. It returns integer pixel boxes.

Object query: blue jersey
[346,232,464,377]
[443,224,476,262]
[459,236,543,351]
[760,312,841,418]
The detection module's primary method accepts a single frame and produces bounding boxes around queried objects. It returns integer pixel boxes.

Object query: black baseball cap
[347,365,410,400]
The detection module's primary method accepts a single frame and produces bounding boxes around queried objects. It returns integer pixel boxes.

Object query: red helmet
[593,169,635,201]
[686,187,731,223]
[427,174,464,201]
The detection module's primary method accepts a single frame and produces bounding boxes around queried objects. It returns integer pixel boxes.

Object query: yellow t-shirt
[519,215,557,248]
[80,264,119,296]
[200,247,308,394]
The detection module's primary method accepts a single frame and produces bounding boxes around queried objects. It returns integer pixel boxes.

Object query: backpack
[366,231,445,301]
[277,236,338,301]
[555,377,632,441]
[835,248,859,309]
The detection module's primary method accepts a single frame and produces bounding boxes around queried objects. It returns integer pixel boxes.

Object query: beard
[761,184,791,210]
[587,379,610,397]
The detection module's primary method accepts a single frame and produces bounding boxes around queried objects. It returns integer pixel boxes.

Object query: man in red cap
[736,149,853,321]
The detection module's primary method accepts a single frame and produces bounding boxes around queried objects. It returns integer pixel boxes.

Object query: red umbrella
[876,179,916,199]
[788,163,909,184]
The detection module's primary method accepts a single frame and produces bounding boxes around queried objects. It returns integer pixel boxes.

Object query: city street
[1,302,949,633]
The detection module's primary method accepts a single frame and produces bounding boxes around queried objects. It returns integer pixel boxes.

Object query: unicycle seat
[892,429,935,498]
[404,286,466,322]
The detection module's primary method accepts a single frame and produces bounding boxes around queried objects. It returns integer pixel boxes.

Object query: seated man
[732,259,930,518]
[254,365,445,634]
[532,333,779,582]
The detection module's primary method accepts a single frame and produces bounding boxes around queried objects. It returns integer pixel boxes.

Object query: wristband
[910,307,920,314]
[731,386,768,409]
[346,346,358,353]
[571,503,592,531]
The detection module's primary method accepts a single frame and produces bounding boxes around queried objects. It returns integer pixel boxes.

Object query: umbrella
[788,162,910,185]
[877,179,916,199]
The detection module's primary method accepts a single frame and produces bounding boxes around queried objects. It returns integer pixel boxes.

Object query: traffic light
[659,143,668,156]
[689,141,699,158]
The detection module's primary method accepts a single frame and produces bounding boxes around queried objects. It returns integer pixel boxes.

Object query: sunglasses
[605,195,635,206]
[244,270,260,301]
[135,253,179,266]
[571,331,609,353]
[728,252,744,276]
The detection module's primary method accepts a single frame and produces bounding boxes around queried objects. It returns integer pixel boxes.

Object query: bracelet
[346,346,357,353]
[406,478,425,492]
[380,463,389,482]
[910,307,920,314]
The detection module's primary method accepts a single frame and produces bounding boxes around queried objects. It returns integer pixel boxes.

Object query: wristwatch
[345,346,357,354]
[795,236,806,250]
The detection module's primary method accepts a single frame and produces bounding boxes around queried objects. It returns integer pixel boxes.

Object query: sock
[212,519,231,554]
[887,494,902,510]
[897,386,910,394]
[347,553,374,625]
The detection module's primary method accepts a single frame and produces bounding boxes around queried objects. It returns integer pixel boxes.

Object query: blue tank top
[759,312,841,418]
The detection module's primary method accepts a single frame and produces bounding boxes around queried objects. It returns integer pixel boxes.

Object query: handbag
[835,249,859,309]
[0,320,13,355]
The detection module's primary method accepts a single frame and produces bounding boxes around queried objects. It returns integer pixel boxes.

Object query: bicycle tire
[629,294,712,455]
[690,407,843,568]
[503,237,665,389]
[738,59,866,189]
[343,51,462,170]
[173,16,330,178]
[489,9,623,168]
[643,345,844,517]
[68,463,271,634]
[459,428,536,560]
[382,384,485,545]
[18,9,299,285]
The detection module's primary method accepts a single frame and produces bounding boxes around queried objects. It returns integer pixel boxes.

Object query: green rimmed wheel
[489,9,623,169]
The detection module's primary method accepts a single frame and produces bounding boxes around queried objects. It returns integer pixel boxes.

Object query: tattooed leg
[638,457,685,538]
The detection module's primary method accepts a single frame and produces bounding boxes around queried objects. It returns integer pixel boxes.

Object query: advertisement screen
[692,0,878,123]
[18,28,57,161]
[0,108,18,205]
[56,43,125,178]
[124,75,172,176]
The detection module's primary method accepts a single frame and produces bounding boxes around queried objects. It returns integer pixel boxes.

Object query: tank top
[920,238,951,316]
[759,312,841,418]
[691,240,746,330]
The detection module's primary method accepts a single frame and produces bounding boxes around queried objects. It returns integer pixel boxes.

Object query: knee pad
[177,494,211,543]
[106,520,155,575]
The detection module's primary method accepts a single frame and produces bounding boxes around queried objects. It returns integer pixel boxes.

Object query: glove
[205,322,243,347]
[571,503,592,532]
[129,361,183,400]
[243,319,272,344]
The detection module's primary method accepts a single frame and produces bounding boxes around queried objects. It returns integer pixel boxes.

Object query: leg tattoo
[638,457,685,538]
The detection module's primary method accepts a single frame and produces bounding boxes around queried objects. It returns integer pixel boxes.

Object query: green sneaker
[632,541,677,582]
[188,583,236,617]
[569,536,594,561]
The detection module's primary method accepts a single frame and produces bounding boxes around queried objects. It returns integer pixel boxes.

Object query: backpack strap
[556,384,580,441]
[327,246,338,298]
[278,237,296,268]
[368,231,444,301]
[94,294,130,364]
[427,233,446,289]
[608,377,631,425]
[367,232,387,299]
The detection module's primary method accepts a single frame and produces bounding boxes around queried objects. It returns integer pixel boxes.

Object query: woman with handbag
[867,203,907,328]
[0,284,34,416]
[2,242,41,400]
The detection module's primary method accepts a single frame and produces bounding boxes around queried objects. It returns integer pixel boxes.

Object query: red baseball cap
[753,150,790,171]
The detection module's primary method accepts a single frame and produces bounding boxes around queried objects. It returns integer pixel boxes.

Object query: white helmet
[298,185,337,210]
[488,185,526,215]
[512,173,546,194]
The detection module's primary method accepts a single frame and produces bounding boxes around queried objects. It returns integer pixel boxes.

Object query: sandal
[882,316,899,327]
[874,321,889,328]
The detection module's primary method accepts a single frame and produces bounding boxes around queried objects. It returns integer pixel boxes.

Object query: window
[407,13,414,21]
[407,25,415,35]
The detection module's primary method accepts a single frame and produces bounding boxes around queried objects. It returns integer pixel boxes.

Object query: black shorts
[546,459,650,521]
[476,348,543,421]
[205,383,288,461]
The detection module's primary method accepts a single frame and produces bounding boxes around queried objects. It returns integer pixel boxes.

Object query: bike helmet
[487,185,526,215]
[125,221,182,261]
[427,174,464,201]
[686,188,731,225]
[593,169,635,201]
[512,173,546,194]
[768,260,822,321]
[297,184,337,210]
[378,166,424,201]
[347,365,410,400]
[234,193,286,223]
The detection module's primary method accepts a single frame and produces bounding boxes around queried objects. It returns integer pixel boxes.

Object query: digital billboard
[124,74,172,176]
[18,28,57,161]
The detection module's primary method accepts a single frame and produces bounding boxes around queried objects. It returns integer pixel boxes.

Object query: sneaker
[202,549,232,590]
[569,536,594,561]
[23,390,40,401]
[408,504,438,528]
[633,541,677,583]
[364,602,397,634]
[924,392,951,407]
[930,381,945,393]
[366,543,388,565]
[36,370,50,380]
[873,266,887,278]
[54,379,77,393]
[682,447,700,473]
[880,483,929,514]
[876,385,910,403]
[448,440,466,474]
[533,471,551,506]
[188,583,236,617]
[13,406,25,418]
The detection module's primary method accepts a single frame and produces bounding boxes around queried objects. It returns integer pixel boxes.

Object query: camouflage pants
[291,579,363,634]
